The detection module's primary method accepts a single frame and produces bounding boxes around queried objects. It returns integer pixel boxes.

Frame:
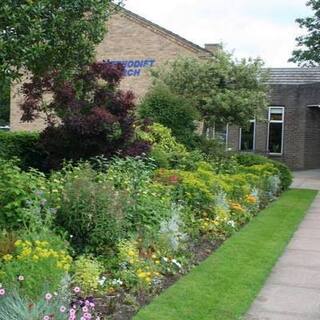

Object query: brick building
[9,8,320,169]
[227,69,320,170]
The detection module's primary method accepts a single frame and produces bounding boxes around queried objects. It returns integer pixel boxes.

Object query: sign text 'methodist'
[105,59,156,77]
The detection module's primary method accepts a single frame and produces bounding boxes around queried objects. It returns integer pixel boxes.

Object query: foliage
[21,62,150,170]
[0,0,122,80]
[53,163,128,255]
[137,123,204,169]
[0,286,98,320]
[0,290,69,320]
[105,157,174,234]
[138,84,199,146]
[193,135,230,159]
[0,147,291,317]
[73,256,104,296]
[0,131,44,169]
[290,0,320,65]
[117,239,163,290]
[0,231,71,300]
[155,160,282,239]
[269,160,293,191]
[0,159,47,230]
[152,52,269,136]
[0,76,10,126]
[234,153,292,190]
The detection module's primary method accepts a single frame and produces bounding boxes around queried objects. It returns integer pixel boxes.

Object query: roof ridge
[118,6,212,56]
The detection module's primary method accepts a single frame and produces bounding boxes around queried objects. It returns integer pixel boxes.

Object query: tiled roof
[267,68,320,85]
[119,7,212,56]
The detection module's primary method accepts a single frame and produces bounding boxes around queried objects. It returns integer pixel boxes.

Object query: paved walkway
[291,169,320,190]
[246,178,320,320]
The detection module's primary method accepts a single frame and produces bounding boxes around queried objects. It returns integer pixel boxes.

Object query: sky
[124,0,312,67]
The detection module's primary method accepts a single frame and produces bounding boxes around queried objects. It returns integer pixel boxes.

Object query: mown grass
[134,189,317,320]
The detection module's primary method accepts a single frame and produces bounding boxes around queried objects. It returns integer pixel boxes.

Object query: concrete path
[291,169,320,190]
[246,193,320,320]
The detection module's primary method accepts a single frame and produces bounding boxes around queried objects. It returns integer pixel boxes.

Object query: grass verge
[134,189,318,320]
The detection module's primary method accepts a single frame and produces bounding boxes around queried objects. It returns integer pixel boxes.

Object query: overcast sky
[124,0,311,67]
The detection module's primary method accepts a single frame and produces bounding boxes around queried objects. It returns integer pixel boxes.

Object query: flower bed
[0,125,291,320]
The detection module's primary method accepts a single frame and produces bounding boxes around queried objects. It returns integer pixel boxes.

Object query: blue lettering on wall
[103,59,156,77]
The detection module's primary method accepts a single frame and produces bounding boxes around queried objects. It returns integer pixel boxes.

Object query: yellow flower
[15,240,22,247]
[2,254,13,262]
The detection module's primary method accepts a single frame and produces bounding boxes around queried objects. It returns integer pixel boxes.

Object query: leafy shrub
[0,159,47,230]
[53,164,128,255]
[138,84,199,147]
[269,160,293,191]
[137,123,205,169]
[234,152,270,166]
[105,157,174,233]
[234,153,292,190]
[117,239,164,290]
[0,231,71,300]
[20,62,150,170]
[193,135,229,158]
[73,256,104,296]
[0,131,44,170]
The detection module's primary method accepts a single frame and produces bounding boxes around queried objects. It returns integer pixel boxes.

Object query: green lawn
[134,189,317,320]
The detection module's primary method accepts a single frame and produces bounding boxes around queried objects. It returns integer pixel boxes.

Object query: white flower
[112,278,123,286]
[227,220,236,228]
[98,276,107,286]
[172,259,182,269]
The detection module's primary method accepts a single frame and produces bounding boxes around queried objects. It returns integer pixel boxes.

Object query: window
[268,107,284,155]
[214,123,228,147]
[240,120,256,151]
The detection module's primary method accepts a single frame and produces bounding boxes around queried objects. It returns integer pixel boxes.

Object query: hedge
[0,131,44,169]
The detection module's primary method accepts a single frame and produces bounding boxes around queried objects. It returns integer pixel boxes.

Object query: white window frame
[267,106,285,155]
[239,119,256,151]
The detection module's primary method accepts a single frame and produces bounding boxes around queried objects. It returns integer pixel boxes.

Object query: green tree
[138,84,199,146]
[0,0,122,80]
[290,0,320,65]
[152,51,269,137]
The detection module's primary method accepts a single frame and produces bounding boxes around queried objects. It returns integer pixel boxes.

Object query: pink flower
[0,288,5,296]
[83,313,92,319]
[45,293,52,301]
[82,306,88,312]
[43,316,50,320]
[60,306,66,313]
[69,308,76,315]
[73,286,81,293]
